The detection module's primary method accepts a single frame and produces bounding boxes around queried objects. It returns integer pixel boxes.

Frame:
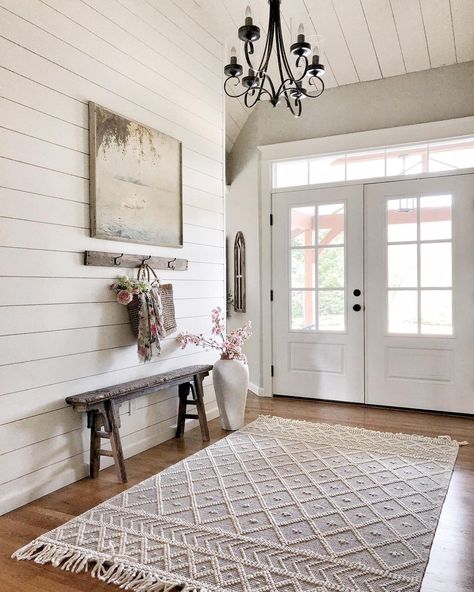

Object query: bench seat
[66,364,213,483]
[66,364,213,410]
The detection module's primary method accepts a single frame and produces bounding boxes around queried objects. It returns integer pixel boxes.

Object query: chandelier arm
[276,77,294,98]
[274,6,300,84]
[299,75,325,98]
[280,90,301,117]
[293,55,309,82]
[244,84,272,109]
[256,5,275,75]
[273,10,291,98]
[224,76,254,99]
[294,98,303,117]
[260,71,278,101]
[276,73,324,101]
[244,41,256,70]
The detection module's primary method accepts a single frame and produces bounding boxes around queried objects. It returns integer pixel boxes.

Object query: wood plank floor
[1,394,472,591]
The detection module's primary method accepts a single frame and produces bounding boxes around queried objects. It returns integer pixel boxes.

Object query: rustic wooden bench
[66,364,212,483]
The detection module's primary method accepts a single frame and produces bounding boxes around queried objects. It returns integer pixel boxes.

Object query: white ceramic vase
[213,357,249,431]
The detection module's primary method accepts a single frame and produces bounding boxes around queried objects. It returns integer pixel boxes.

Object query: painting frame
[89,102,183,248]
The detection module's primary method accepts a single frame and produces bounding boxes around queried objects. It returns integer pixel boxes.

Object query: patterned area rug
[13,416,460,592]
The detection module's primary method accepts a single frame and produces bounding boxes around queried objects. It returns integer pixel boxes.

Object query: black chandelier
[224,0,325,117]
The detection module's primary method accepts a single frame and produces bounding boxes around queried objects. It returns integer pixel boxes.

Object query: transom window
[386,195,453,335]
[273,137,474,189]
[290,203,345,332]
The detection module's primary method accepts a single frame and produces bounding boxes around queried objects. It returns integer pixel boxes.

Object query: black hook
[167,257,177,270]
[113,253,123,266]
[141,255,151,265]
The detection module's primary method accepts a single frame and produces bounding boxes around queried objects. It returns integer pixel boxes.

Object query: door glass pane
[291,249,315,289]
[420,194,452,240]
[421,290,452,334]
[388,244,417,288]
[318,203,344,244]
[387,198,417,242]
[309,155,345,184]
[318,290,344,331]
[388,290,418,333]
[291,206,315,246]
[273,160,308,188]
[318,247,344,288]
[291,291,315,330]
[421,243,452,287]
[346,150,385,180]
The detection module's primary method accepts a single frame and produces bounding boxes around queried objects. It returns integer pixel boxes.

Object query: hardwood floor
[1,394,472,591]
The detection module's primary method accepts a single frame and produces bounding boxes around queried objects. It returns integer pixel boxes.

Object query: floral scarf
[137,287,165,362]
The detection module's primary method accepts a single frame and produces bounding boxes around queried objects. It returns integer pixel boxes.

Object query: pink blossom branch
[176,307,252,362]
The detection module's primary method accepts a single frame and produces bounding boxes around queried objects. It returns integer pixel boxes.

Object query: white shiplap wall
[0,0,225,515]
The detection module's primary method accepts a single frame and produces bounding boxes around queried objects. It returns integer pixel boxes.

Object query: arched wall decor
[233,231,246,312]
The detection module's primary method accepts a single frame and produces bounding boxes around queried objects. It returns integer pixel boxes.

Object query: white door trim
[260,116,474,398]
[258,116,474,161]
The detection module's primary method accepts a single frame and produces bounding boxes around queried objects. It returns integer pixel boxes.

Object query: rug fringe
[12,540,205,592]
[254,414,461,448]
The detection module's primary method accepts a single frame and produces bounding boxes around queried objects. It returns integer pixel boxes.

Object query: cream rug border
[12,415,461,592]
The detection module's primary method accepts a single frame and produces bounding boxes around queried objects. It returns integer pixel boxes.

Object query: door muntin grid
[386,194,453,336]
[289,202,346,332]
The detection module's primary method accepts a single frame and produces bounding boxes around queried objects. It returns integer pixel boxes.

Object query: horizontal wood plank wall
[0,0,225,515]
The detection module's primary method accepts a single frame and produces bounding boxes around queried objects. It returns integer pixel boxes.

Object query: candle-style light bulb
[230,46,237,59]
[297,23,305,41]
[245,5,253,26]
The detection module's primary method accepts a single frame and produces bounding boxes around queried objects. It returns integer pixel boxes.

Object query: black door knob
[353,289,361,297]
[353,304,362,311]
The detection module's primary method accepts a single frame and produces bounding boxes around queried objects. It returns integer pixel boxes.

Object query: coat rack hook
[114,253,124,266]
[141,255,151,265]
[167,257,177,270]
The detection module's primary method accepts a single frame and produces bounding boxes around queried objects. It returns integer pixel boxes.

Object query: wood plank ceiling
[195,0,474,153]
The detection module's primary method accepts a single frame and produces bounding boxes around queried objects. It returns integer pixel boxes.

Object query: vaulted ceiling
[196,0,474,154]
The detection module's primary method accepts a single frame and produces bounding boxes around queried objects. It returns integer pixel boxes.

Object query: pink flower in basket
[177,307,251,363]
[117,289,133,305]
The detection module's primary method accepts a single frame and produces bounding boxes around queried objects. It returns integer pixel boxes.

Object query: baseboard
[248,382,265,397]
[0,404,221,516]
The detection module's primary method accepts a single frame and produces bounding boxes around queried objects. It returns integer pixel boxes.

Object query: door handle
[353,289,361,297]
[352,304,362,312]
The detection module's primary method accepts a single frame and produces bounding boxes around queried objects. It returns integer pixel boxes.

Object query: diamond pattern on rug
[13,415,459,592]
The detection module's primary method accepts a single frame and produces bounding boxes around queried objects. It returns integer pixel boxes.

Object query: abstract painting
[89,103,183,247]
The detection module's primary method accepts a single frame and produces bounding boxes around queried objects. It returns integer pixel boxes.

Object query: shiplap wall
[0,0,225,514]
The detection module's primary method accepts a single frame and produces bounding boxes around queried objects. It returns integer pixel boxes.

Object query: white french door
[272,185,364,402]
[365,174,474,414]
[271,173,474,413]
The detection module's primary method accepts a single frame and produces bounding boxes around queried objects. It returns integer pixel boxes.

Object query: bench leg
[193,374,210,442]
[88,410,101,479]
[105,400,127,483]
[176,382,190,438]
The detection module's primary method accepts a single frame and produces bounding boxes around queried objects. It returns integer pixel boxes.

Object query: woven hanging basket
[126,264,177,337]
[159,283,177,336]
[127,294,141,337]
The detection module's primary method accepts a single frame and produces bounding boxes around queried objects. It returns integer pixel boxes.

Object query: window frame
[272,136,474,191]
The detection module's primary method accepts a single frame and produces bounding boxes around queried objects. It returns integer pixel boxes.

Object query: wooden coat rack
[84,250,188,271]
